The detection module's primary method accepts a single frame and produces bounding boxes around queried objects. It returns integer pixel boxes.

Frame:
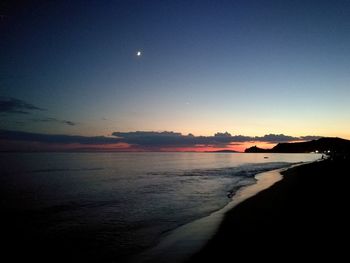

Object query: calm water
[0,152,320,262]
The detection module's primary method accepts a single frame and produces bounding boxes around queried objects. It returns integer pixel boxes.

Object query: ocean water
[0,152,320,262]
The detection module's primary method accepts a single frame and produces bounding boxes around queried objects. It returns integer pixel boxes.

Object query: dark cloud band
[112,131,321,147]
[0,129,322,148]
[0,130,119,144]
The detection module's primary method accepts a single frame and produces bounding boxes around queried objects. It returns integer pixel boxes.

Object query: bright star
[136,51,142,56]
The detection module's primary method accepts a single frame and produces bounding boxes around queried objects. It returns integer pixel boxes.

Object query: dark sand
[190,158,350,262]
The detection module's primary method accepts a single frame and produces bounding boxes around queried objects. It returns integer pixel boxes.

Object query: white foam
[134,163,306,263]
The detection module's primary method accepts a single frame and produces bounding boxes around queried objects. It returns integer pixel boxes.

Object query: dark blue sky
[1,0,350,139]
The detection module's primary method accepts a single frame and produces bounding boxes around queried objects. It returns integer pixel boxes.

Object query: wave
[149,162,295,178]
[182,162,293,177]
[146,162,296,204]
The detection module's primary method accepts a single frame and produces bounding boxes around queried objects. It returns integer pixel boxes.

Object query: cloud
[257,134,299,143]
[0,130,120,144]
[112,131,322,147]
[31,118,77,126]
[112,131,193,146]
[65,121,76,126]
[214,132,232,137]
[0,97,75,126]
[0,97,45,114]
[0,129,323,151]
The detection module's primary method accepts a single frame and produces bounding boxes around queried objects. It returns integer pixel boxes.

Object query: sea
[0,152,321,262]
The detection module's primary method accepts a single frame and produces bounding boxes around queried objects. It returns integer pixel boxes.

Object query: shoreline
[133,162,304,263]
[189,157,349,261]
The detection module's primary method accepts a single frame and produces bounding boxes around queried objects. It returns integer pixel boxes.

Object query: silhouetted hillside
[244,146,270,153]
[245,137,350,154]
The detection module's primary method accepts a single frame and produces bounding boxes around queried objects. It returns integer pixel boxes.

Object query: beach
[190,157,349,261]
[134,165,287,263]
[0,152,319,263]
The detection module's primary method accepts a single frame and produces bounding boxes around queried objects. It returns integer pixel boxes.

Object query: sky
[1,0,350,152]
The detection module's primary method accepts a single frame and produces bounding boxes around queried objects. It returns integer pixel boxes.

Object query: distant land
[245,137,350,154]
[207,150,239,153]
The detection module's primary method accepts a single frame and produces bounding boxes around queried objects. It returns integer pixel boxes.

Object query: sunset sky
[1,0,350,151]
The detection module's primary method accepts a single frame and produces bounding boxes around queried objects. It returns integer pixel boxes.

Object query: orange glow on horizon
[0,140,295,152]
[158,141,277,152]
